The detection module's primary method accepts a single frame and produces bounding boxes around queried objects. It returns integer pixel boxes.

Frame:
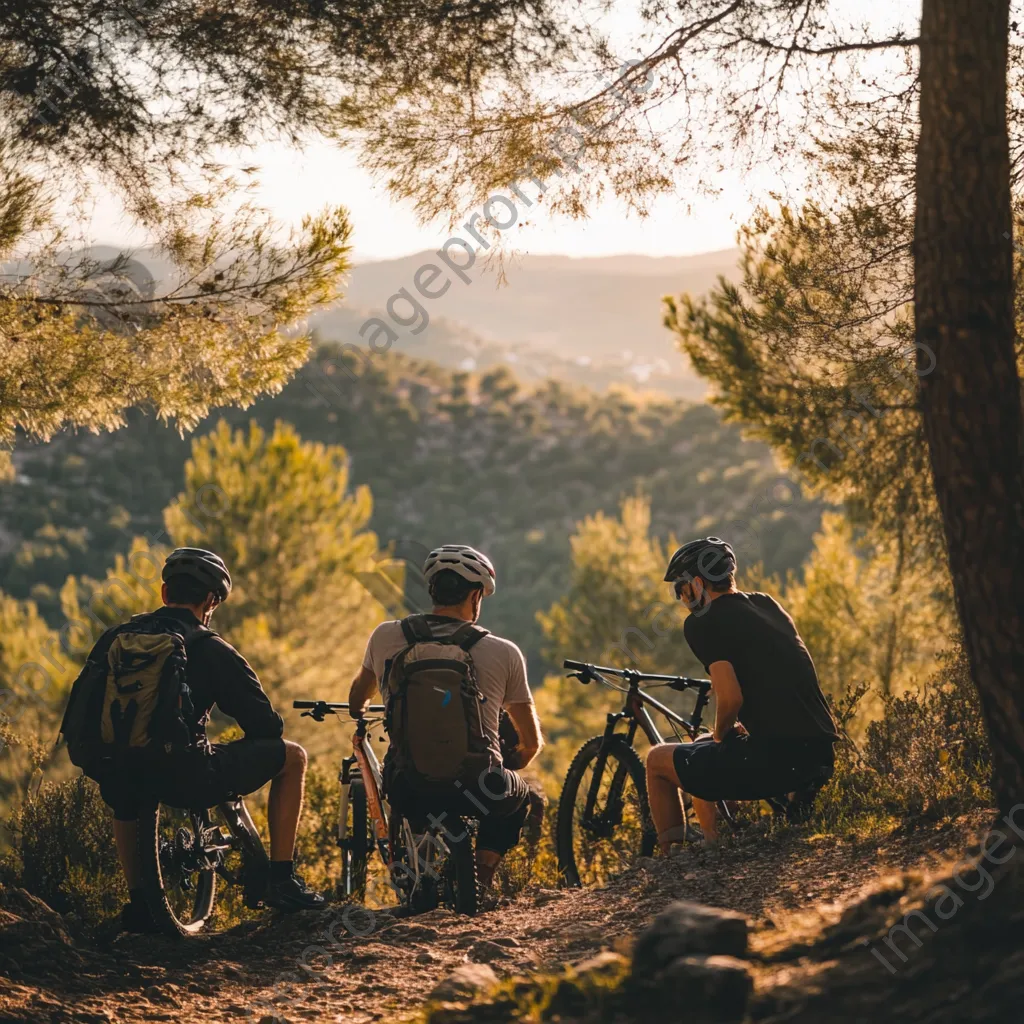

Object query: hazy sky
[85,138,769,261]
[82,2,917,262]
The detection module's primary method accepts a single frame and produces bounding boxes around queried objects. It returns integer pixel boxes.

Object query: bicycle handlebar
[562,659,711,693]
[292,700,386,719]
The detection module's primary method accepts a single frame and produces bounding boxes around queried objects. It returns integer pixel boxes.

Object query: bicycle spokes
[568,746,649,887]
[582,756,631,836]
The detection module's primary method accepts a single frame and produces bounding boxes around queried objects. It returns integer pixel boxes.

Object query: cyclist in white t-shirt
[349,545,543,890]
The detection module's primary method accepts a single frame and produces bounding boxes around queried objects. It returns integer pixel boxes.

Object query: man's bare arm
[348,664,377,719]
[505,702,543,767]
[709,660,744,742]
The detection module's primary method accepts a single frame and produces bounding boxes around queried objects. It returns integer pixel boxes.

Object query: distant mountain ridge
[57,245,740,396]
[325,246,739,370]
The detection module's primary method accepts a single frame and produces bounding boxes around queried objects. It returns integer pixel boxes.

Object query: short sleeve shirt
[362,616,533,762]
[682,592,838,741]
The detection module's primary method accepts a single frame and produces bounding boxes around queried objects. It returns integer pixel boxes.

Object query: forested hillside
[1,346,823,672]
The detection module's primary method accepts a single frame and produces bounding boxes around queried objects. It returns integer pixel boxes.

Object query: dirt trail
[0,812,991,1024]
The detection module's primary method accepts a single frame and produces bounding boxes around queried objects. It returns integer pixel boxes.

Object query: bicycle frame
[293,699,468,907]
[293,700,391,865]
[563,660,735,829]
[565,660,713,743]
[350,716,391,863]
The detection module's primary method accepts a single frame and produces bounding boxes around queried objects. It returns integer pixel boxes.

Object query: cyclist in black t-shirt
[646,537,839,853]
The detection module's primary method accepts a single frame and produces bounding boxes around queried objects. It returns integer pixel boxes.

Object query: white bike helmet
[423,544,496,597]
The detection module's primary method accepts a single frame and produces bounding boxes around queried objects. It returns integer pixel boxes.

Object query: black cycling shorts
[672,735,834,802]
[99,737,287,822]
[387,765,532,856]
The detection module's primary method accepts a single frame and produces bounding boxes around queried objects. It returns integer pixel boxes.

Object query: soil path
[0,812,991,1024]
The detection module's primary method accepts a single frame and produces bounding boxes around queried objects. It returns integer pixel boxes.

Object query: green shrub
[2,775,125,926]
[816,644,991,828]
[294,761,342,892]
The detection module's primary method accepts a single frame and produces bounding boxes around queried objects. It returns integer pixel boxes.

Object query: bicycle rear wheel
[138,803,218,938]
[441,824,478,917]
[557,736,655,888]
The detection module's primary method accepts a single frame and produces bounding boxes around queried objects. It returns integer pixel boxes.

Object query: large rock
[0,886,74,947]
[467,939,514,963]
[573,951,629,979]
[631,901,748,979]
[655,955,753,1020]
[429,963,500,1002]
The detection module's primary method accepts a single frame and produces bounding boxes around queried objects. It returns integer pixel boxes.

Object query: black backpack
[384,615,493,785]
[60,612,211,777]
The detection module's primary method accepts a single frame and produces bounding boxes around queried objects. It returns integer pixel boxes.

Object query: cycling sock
[270,860,294,882]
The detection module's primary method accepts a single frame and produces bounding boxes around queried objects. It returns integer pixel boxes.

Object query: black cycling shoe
[265,874,326,912]
[120,900,161,935]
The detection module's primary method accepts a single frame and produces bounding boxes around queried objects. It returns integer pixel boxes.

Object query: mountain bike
[293,699,479,916]
[137,797,269,938]
[556,660,832,887]
[556,659,734,888]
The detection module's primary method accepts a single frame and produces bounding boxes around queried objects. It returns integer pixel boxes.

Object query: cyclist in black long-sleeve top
[87,548,324,930]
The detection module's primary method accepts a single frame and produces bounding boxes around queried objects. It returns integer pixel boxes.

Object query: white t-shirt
[362,616,533,762]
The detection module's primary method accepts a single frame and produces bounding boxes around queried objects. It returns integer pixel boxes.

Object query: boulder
[631,901,748,979]
[467,939,513,963]
[573,951,629,981]
[429,963,499,1002]
[0,886,74,948]
[654,955,752,1020]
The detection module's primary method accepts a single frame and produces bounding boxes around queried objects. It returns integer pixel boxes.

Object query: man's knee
[282,740,308,775]
[647,744,679,782]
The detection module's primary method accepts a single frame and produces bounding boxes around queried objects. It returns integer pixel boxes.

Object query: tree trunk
[915,0,1024,812]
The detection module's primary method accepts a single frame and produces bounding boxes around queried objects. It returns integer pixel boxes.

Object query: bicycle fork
[582,716,639,836]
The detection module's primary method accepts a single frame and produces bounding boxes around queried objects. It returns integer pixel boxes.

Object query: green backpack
[384,615,493,785]
[60,613,209,776]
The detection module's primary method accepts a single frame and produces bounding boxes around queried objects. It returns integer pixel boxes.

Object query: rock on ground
[630,900,749,978]
[429,963,500,1002]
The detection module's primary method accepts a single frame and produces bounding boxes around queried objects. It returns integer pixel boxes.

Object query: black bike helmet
[162,547,233,601]
[663,536,736,585]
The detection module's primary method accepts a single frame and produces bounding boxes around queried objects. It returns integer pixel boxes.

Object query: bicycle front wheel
[556,736,655,888]
[341,777,372,899]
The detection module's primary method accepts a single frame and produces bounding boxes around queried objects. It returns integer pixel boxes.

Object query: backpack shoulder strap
[185,623,219,646]
[450,623,490,652]
[401,615,434,645]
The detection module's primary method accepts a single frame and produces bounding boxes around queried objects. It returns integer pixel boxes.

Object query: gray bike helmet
[664,536,736,586]
[423,544,496,597]
[162,547,233,601]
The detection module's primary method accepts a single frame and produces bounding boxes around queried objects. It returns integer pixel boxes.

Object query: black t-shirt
[88,607,284,743]
[682,592,838,742]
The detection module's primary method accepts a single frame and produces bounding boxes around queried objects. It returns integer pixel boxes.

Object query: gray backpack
[384,615,493,785]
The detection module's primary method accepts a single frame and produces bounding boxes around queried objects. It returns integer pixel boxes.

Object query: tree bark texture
[915,0,1024,811]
